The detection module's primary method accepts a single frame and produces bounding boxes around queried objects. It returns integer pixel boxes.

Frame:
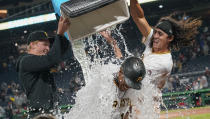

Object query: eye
[154,30,157,34]
[158,31,163,36]
[44,43,49,46]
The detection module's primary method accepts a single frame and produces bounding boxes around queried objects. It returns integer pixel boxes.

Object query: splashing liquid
[60,25,163,119]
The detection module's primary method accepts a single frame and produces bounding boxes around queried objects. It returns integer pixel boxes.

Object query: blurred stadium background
[0,0,210,118]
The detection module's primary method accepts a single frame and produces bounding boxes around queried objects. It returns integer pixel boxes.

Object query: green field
[161,106,210,114]
[160,106,210,119]
[171,113,210,119]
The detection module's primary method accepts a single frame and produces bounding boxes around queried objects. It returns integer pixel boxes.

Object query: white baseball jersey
[112,29,173,119]
[142,29,173,86]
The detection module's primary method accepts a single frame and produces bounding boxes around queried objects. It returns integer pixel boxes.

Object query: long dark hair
[158,13,202,51]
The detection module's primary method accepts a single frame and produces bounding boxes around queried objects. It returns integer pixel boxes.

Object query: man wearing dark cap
[111,57,145,119]
[16,16,71,118]
[113,57,145,91]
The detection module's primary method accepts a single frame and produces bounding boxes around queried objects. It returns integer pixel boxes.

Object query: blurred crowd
[163,66,210,93]
[0,45,18,73]
[172,25,210,74]
[0,81,27,119]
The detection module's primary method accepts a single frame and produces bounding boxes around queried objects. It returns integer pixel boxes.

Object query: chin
[153,45,158,49]
[43,52,48,55]
[153,43,161,48]
[39,53,47,56]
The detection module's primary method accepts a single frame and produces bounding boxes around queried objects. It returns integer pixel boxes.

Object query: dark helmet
[121,57,146,90]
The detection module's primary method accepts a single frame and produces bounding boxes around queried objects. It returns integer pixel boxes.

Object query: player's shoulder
[157,53,173,66]
[145,29,154,41]
[16,53,30,72]
[19,53,33,61]
[18,54,37,68]
[162,53,173,63]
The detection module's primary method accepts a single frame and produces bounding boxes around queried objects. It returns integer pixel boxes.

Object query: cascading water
[58,25,164,119]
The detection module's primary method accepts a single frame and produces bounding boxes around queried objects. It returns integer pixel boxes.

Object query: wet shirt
[112,29,173,119]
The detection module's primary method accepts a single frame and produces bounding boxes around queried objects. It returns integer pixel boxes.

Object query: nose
[46,46,50,52]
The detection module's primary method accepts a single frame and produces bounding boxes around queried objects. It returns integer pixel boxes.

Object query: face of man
[152,28,173,52]
[116,68,130,91]
[118,68,124,81]
[30,39,50,55]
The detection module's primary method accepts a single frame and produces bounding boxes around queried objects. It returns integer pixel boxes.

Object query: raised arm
[130,0,152,41]
[100,31,123,59]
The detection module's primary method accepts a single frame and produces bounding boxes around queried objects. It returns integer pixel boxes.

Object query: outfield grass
[171,113,210,119]
[161,106,210,114]
[160,106,210,119]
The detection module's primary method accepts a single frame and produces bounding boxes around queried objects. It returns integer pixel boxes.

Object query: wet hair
[157,13,202,51]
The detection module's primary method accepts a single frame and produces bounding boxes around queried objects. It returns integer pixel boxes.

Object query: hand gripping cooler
[60,0,130,41]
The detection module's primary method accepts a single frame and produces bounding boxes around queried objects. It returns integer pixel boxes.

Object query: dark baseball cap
[27,31,54,45]
[121,57,146,90]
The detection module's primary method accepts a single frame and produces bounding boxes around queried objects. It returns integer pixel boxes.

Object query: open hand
[57,16,70,35]
[100,30,114,44]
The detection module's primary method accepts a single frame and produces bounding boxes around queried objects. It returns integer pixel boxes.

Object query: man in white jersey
[129,0,201,90]
[100,0,201,118]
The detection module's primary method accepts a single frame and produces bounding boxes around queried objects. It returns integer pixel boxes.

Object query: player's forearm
[105,37,123,59]
[48,35,65,59]
[113,42,123,59]
[59,36,71,55]
[130,0,152,37]
[135,18,152,37]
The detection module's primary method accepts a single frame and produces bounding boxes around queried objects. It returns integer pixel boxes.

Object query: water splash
[59,25,162,119]
[64,63,120,119]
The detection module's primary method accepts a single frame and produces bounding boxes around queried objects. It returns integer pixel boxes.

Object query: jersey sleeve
[143,29,153,49]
